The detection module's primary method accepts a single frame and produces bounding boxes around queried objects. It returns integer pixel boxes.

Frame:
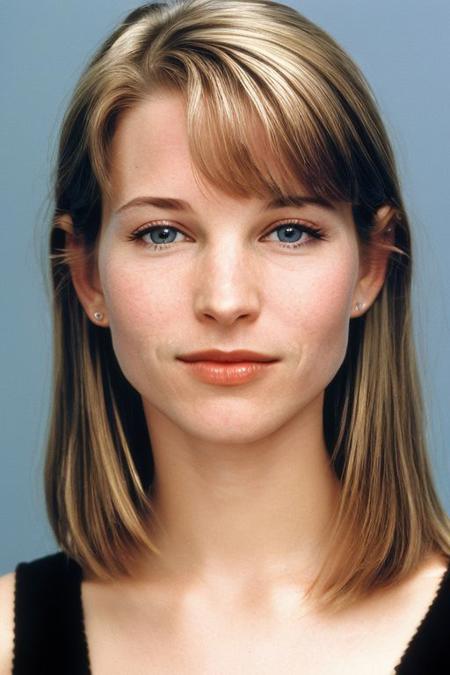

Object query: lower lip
[178,360,277,385]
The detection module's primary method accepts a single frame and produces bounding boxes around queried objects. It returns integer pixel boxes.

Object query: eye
[264,221,326,248]
[127,219,326,252]
[127,221,188,251]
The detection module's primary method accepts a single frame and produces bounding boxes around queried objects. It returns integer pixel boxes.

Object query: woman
[2,0,450,672]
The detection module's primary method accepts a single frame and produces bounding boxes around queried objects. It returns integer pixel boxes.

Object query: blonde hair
[46,0,450,613]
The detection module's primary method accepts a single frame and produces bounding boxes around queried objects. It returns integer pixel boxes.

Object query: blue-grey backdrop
[1,0,449,573]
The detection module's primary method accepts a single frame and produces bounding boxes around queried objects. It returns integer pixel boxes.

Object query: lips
[177,349,277,363]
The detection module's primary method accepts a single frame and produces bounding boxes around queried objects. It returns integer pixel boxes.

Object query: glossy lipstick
[177,349,278,386]
[180,360,275,385]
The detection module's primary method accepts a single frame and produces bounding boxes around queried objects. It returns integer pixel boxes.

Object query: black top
[12,551,450,674]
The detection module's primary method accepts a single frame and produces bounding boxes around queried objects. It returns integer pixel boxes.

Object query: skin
[0,89,444,675]
[61,90,396,591]
[16,90,447,674]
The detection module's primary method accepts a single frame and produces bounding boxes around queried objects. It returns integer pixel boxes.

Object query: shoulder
[0,551,80,675]
[410,552,450,603]
[15,549,76,575]
[0,571,15,675]
[416,551,450,578]
[395,553,450,671]
[14,550,80,602]
[399,552,450,609]
[14,550,82,614]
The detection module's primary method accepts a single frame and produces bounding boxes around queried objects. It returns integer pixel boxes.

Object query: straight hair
[45,0,450,613]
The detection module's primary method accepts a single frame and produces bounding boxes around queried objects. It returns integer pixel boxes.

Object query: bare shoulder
[415,551,449,580]
[382,551,450,618]
[0,571,15,675]
[393,551,450,602]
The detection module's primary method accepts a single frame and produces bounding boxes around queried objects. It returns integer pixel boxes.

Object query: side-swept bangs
[47,0,450,613]
[64,0,402,244]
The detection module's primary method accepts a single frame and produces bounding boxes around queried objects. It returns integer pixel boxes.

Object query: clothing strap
[395,559,450,673]
[13,551,90,675]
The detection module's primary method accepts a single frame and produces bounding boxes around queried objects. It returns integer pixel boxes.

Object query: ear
[351,205,397,318]
[55,214,109,327]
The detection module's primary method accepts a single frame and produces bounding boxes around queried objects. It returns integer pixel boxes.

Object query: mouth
[177,357,278,386]
[177,349,278,363]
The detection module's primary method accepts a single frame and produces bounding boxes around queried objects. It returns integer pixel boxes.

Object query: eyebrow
[114,194,337,215]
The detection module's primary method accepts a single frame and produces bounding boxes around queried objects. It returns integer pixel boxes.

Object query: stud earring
[354,302,365,312]
[93,311,104,321]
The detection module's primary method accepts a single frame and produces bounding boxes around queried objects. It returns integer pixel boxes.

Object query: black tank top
[12,551,450,674]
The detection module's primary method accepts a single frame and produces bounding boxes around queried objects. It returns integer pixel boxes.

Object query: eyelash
[126,219,327,252]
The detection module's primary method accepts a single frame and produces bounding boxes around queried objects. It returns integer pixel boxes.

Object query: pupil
[284,226,297,240]
[157,228,170,242]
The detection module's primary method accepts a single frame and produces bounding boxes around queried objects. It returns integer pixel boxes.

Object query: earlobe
[351,205,398,318]
[53,214,109,327]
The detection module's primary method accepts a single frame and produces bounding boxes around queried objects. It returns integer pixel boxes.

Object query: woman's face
[96,91,364,443]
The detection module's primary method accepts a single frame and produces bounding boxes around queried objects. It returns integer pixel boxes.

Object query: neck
[137,392,341,590]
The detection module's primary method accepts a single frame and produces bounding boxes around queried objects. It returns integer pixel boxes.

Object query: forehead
[108,91,303,199]
[104,91,354,230]
[109,92,194,190]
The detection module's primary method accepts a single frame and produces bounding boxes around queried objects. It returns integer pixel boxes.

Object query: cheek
[98,251,186,383]
[274,254,358,389]
[301,266,355,337]
[98,237,359,402]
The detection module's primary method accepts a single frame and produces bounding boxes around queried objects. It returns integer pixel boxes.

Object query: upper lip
[177,349,278,363]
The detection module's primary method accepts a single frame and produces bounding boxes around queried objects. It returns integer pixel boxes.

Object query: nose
[193,241,261,326]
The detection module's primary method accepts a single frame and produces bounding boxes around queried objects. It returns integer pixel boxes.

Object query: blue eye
[128,220,326,252]
[266,222,324,248]
[139,225,181,246]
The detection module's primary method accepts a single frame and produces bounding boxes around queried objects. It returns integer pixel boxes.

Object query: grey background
[1,0,449,574]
